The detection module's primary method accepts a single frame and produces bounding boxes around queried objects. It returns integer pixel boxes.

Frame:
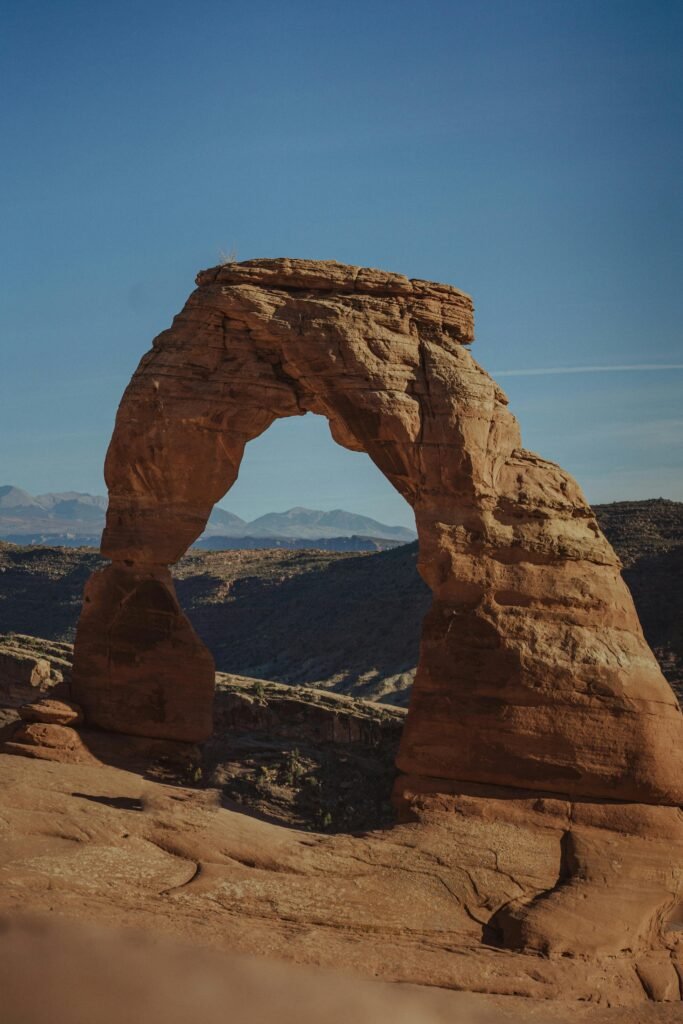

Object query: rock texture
[72,258,682,797]
[0,753,681,1017]
[67,258,683,968]
[75,563,215,742]
[18,697,82,725]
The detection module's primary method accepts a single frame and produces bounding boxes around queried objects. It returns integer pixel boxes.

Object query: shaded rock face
[594,499,683,700]
[72,258,683,808]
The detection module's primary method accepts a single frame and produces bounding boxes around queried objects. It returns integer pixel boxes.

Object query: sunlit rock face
[72,258,683,808]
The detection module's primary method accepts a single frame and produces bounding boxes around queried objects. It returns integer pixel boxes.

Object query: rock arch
[72,258,683,808]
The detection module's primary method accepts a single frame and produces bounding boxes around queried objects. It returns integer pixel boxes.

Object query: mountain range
[0,486,416,550]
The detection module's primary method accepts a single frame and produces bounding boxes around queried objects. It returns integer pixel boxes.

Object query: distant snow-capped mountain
[235,507,415,541]
[0,487,416,549]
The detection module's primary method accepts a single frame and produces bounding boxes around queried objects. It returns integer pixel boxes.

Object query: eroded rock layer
[0,754,681,1013]
[72,257,682,806]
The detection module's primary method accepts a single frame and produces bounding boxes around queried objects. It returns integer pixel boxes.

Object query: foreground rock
[0,753,680,1018]
[6,915,680,1024]
[0,640,681,1012]
[18,697,82,725]
[0,914,491,1024]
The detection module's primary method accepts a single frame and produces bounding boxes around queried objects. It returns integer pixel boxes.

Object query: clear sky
[1,0,681,529]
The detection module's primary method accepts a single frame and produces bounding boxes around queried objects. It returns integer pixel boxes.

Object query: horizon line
[494,363,683,377]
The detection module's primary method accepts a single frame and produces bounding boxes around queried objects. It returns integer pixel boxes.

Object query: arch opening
[177,411,425,707]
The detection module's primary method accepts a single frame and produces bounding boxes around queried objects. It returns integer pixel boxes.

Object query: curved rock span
[69,258,683,975]
[72,258,682,799]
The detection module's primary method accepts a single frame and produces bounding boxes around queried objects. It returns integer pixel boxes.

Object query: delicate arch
[72,258,683,806]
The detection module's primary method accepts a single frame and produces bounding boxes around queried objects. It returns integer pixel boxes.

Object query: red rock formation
[68,258,683,967]
[0,754,681,1011]
[71,257,683,805]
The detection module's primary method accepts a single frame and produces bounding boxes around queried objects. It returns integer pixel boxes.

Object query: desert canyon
[1,259,682,1021]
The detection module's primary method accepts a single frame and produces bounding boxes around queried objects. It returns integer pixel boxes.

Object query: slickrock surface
[0,753,681,1018]
[0,914,492,1024]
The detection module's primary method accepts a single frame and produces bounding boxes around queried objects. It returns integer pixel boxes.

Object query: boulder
[18,698,83,726]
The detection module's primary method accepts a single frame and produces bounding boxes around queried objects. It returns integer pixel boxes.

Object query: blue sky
[1,0,681,528]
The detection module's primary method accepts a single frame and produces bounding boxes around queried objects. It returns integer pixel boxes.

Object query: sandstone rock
[0,914,491,1024]
[67,258,683,962]
[18,698,83,725]
[74,564,214,742]
[0,633,72,712]
[0,753,680,1014]
[0,646,51,706]
[71,258,682,804]
[635,954,682,1003]
[2,721,97,764]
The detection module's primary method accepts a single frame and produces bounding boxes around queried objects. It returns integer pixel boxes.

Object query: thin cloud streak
[494,364,683,377]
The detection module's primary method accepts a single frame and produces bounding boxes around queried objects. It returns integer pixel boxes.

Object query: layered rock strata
[72,257,682,800]
[0,635,67,707]
[68,258,683,966]
[0,754,681,1012]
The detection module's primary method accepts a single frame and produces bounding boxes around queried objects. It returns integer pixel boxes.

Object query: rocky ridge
[593,499,683,697]
[0,632,403,832]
